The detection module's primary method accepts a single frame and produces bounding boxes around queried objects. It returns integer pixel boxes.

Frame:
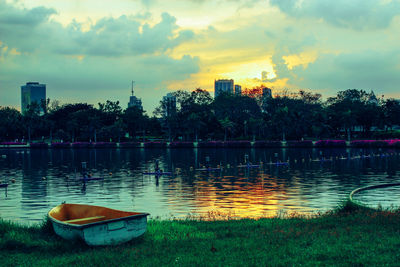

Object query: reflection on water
[0,148,399,223]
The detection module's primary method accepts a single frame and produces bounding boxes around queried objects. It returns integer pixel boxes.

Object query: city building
[21,82,46,114]
[214,79,234,98]
[128,81,143,110]
[262,87,272,98]
[261,87,273,112]
[163,93,177,117]
[235,85,242,95]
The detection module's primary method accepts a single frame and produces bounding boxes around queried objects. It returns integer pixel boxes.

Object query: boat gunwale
[349,183,400,202]
[48,204,150,229]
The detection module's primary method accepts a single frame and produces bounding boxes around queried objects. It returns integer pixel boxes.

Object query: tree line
[1,88,399,142]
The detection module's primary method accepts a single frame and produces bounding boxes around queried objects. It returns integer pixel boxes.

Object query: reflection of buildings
[163,93,177,117]
[21,82,46,114]
[128,81,143,110]
[234,85,242,95]
[214,79,234,97]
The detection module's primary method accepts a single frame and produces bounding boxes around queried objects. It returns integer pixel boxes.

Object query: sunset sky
[1,0,400,113]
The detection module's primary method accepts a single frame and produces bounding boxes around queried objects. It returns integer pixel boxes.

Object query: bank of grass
[1,201,400,266]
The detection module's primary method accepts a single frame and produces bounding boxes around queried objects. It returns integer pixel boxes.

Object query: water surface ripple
[0,148,399,223]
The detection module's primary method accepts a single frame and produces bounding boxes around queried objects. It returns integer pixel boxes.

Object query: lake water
[1,148,399,223]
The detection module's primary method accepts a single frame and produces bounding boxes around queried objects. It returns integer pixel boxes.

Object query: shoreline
[1,139,400,149]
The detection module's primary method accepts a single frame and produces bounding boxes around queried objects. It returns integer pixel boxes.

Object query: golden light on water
[173,173,307,219]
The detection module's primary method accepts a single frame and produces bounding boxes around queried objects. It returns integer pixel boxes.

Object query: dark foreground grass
[2,201,400,266]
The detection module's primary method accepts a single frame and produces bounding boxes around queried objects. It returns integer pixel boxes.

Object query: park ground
[1,201,400,266]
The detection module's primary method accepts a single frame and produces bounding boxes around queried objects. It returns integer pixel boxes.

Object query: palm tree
[219,117,234,141]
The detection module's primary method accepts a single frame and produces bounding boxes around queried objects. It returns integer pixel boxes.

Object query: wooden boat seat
[64,216,106,223]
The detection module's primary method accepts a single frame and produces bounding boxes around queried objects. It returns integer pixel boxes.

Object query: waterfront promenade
[1,139,400,149]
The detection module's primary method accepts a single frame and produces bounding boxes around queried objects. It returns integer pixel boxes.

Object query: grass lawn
[1,201,400,266]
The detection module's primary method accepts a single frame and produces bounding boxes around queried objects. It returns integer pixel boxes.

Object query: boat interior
[49,204,143,225]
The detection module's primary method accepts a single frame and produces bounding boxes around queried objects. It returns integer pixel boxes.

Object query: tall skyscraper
[21,82,46,114]
[214,79,234,98]
[261,87,273,111]
[234,85,242,95]
[262,87,272,98]
[163,93,176,117]
[128,81,143,110]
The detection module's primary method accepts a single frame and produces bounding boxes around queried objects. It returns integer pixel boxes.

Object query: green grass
[2,201,400,266]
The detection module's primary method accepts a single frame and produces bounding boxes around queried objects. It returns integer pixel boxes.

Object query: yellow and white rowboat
[48,203,149,246]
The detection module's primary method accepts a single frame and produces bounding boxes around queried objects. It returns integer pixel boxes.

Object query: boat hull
[49,204,149,246]
[82,216,147,246]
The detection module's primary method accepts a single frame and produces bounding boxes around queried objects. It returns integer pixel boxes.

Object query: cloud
[282,51,318,70]
[252,3,400,97]
[274,50,400,97]
[0,2,195,57]
[1,0,400,111]
[270,0,400,30]
[0,49,199,111]
[0,1,56,26]
[0,1,199,112]
[141,0,155,8]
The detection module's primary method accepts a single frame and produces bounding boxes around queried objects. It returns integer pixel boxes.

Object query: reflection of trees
[3,147,400,221]
[161,148,400,218]
[21,150,49,210]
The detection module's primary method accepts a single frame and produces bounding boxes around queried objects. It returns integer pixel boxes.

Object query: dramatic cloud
[0,0,199,112]
[0,2,56,25]
[270,0,400,30]
[0,50,199,111]
[1,0,400,112]
[0,1,194,57]
[286,50,400,93]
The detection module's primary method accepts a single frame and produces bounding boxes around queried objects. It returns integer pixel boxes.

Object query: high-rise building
[261,87,273,112]
[163,93,177,117]
[234,85,242,95]
[214,79,234,98]
[128,95,142,110]
[21,82,46,114]
[262,87,272,98]
[128,81,143,110]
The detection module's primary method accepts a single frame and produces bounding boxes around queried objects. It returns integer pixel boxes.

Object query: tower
[163,93,176,117]
[235,85,242,95]
[214,79,234,98]
[21,82,46,114]
[128,81,143,110]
